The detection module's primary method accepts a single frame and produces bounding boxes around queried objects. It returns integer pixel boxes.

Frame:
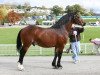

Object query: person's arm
[90,39,97,45]
[68,30,73,37]
[66,44,71,53]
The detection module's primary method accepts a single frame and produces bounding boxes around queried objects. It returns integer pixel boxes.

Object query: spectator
[89,38,100,55]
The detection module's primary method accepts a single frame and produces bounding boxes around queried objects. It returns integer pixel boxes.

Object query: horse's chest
[58,33,68,44]
[59,35,67,42]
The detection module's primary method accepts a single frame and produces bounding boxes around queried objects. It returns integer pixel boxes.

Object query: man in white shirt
[89,38,100,55]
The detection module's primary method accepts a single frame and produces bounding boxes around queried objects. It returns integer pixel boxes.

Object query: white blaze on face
[72,24,83,28]
[72,24,75,28]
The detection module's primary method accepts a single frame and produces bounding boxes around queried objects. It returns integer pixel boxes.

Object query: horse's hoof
[18,66,25,71]
[17,62,25,71]
[52,66,63,69]
[57,65,63,69]
[52,65,57,69]
[57,66,63,69]
[52,63,56,68]
[52,64,59,69]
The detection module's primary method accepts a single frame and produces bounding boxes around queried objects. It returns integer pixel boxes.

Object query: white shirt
[91,38,100,45]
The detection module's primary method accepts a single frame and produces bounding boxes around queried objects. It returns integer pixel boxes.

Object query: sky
[0,0,100,13]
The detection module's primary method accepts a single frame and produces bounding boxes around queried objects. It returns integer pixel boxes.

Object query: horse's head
[72,12,86,26]
[51,12,86,29]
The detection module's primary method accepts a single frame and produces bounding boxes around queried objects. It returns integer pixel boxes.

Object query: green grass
[84,19,97,23]
[0,28,21,44]
[80,26,100,43]
[0,26,100,44]
[0,26,99,56]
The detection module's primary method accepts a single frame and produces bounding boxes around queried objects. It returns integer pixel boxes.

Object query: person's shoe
[74,61,77,64]
[73,60,79,64]
[72,56,74,60]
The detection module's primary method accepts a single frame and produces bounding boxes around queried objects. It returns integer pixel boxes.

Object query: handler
[68,24,84,64]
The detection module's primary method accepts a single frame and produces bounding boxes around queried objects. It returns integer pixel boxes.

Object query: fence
[0,43,96,56]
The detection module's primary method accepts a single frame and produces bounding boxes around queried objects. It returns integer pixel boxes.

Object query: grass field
[0,26,99,56]
[81,26,100,43]
[0,27,21,44]
[0,26,100,44]
[84,19,97,23]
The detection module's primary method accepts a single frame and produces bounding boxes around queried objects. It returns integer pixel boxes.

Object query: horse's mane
[51,13,74,29]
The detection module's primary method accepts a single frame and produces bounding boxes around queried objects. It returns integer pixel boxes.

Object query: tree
[17,5,22,9]
[7,11,22,25]
[0,6,8,25]
[89,9,94,16]
[65,5,74,13]
[23,2,31,18]
[51,5,64,16]
[65,4,94,16]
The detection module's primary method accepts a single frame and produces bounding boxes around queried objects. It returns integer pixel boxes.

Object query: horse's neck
[64,22,73,32]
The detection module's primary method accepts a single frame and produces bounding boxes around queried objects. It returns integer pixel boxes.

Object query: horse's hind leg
[56,46,64,69]
[17,45,31,71]
[52,47,63,69]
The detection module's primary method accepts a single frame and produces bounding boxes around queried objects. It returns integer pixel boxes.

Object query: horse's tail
[16,29,22,53]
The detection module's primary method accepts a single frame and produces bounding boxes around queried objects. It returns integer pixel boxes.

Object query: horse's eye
[77,16,80,18]
[74,15,76,19]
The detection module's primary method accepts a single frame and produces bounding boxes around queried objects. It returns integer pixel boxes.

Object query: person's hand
[73,31,77,35]
[94,42,97,45]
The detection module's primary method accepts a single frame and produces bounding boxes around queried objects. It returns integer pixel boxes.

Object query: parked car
[89,21,100,26]
[42,20,55,25]
[89,22,97,26]
[19,17,36,25]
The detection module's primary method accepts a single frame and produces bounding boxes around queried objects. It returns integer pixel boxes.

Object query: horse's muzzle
[83,22,86,26]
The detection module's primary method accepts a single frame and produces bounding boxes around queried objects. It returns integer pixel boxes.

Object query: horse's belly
[36,40,56,48]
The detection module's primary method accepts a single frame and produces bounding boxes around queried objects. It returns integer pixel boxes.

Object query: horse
[16,12,86,70]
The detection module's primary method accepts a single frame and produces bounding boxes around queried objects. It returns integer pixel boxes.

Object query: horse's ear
[74,11,77,14]
[74,12,81,18]
[74,11,79,14]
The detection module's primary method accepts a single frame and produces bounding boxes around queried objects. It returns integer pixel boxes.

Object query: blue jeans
[71,41,80,61]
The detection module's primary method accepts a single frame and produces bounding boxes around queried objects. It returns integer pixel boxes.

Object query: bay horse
[16,12,86,70]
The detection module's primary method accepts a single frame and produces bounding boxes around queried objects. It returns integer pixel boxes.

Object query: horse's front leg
[57,52,63,69]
